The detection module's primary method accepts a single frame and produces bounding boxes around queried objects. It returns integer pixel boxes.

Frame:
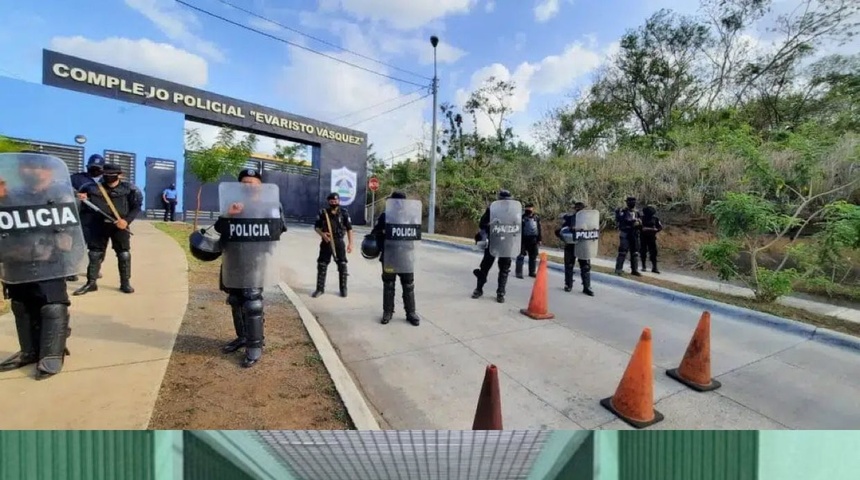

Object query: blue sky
[0,0,836,160]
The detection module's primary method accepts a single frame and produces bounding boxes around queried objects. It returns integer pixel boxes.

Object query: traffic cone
[520,252,555,320]
[600,327,664,429]
[666,311,722,392]
[472,364,503,430]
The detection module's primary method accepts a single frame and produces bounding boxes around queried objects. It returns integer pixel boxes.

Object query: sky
[0,0,854,162]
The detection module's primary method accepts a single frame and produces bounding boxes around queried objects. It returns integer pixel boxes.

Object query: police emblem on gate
[330,167,357,206]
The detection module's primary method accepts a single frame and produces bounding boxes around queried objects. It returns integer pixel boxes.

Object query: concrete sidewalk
[0,221,188,429]
[280,225,860,430]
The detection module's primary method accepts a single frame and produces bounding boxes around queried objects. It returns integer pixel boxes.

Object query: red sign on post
[368,177,380,192]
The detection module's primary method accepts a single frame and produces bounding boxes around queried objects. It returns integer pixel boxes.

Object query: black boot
[581,262,594,297]
[222,304,246,354]
[73,251,105,296]
[614,254,625,275]
[651,259,660,274]
[338,263,348,297]
[641,257,647,271]
[496,270,509,303]
[311,262,327,298]
[631,254,643,277]
[528,255,537,277]
[402,276,420,326]
[564,265,574,292]
[35,304,71,380]
[117,251,134,293]
[0,301,38,372]
[242,297,264,368]
[515,257,524,279]
[472,269,485,299]
[381,279,395,325]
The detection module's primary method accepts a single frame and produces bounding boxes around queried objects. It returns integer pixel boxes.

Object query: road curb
[277,281,381,430]
[420,237,860,353]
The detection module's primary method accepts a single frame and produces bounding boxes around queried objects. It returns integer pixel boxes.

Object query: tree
[0,136,26,153]
[185,127,258,229]
[272,140,309,166]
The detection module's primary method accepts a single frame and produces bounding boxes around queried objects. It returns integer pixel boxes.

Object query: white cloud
[49,36,209,87]
[485,1,495,12]
[534,0,561,22]
[124,0,225,62]
[318,0,478,30]
[454,40,609,137]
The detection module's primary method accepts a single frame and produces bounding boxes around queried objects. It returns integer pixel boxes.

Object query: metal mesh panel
[103,150,136,184]
[256,430,549,480]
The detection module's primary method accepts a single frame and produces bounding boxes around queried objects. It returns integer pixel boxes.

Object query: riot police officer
[212,168,286,368]
[639,205,664,273]
[515,203,542,279]
[555,201,595,296]
[614,196,643,276]
[472,190,522,303]
[367,191,421,326]
[0,152,86,379]
[73,163,144,295]
[311,192,354,298]
[67,154,104,281]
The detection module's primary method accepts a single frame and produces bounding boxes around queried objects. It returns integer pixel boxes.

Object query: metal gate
[619,431,759,480]
[6,137,84,172]
[261,161,320,223]
[183,432,255,480]
[104,149,137,185]
[144,158,177,219]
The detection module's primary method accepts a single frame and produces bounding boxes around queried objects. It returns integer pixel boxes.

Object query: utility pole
[428,35,439,234]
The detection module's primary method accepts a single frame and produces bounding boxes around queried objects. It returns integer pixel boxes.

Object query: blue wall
[0,75,186,211]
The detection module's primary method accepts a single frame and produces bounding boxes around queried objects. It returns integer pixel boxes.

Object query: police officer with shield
[472,190,522,303]
[73,163,144,295]
[366,192,422,326]
[614,196,643,276]
[555,201,597,296]
[212,168,286,368]
[515,203,542,279]
[0,152,86,379]
[311,192,354,298]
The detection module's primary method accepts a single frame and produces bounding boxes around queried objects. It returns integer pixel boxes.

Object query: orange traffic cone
[600,327,664,429]
[666,311,721,392]
[472,364,503,430]
[520,252,555,320]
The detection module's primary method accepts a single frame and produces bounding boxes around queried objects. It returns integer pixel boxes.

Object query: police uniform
[0,153,84,379]
[515,203,542,279]
[67,154,105,281]
[614,196,643,276]
[311,193,353,298]
[215,168,287,368]
[162,184,178,222]
[74,163,144,295]
[369,192,420,326]
[472,190,515,303]
[556,202,595,296]
[639,205,664,273]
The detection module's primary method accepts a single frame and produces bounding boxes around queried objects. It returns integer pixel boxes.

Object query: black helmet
[189,227,221,262]
[327,192,340,201]
[361,234,380,259]
[498,189,512,200]
[390,191,406,199]
[643,205,657,216]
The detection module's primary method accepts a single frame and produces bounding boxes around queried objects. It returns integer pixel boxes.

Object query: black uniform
[370,208,420,326]
[614,196,643,276]
[0,175,79,379]
[472,195,514,303]
[311,203,353,298]
[555,208,594,296]
[215,197,287,368]
[639,206,664,273]
[515,208,542,278]
[74,164,144,295]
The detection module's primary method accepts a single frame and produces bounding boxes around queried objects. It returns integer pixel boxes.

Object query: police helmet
[559,226,575,244]
[238,168,262,182]
[327,192,340,201]
[189,228,222,262]
[573,201,586,210]
[498,189,512,200]
[87,154,105,168]
[390,191,406,200]
[626,196,637,203]
[360,234,380,259]
[103,163,122,175]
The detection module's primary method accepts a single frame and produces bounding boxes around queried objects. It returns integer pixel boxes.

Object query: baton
[81,198,134,235]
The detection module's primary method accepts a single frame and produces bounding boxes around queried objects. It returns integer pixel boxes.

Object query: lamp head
[430,35,439,48]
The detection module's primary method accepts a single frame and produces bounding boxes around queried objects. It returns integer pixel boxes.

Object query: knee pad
[117,251,131,261]
[243,299,264,318]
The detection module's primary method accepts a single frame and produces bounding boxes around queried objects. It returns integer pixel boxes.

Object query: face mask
[103,174,120,183]
[525,209,533,215]
[88,167,103,177]
[626,201,636,209]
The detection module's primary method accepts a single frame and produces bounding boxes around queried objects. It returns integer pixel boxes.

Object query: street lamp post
[428,35,440,235]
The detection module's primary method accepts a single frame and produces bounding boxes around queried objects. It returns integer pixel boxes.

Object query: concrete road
[279,225,860,430]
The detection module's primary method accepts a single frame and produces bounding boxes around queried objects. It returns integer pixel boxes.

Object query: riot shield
[0,153,86,284]
[383,198,422,274]
[218,182,284,289]
[488,199,522,258]
[574,209,600,260]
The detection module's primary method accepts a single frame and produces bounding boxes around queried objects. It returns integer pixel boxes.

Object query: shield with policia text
[574,209,600,260]
[218,182,284,289]
[383,198,422,274]
[0,153,86,284]
[488,199,523,258]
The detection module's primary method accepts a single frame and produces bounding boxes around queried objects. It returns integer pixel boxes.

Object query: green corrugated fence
[182,432,255,480]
